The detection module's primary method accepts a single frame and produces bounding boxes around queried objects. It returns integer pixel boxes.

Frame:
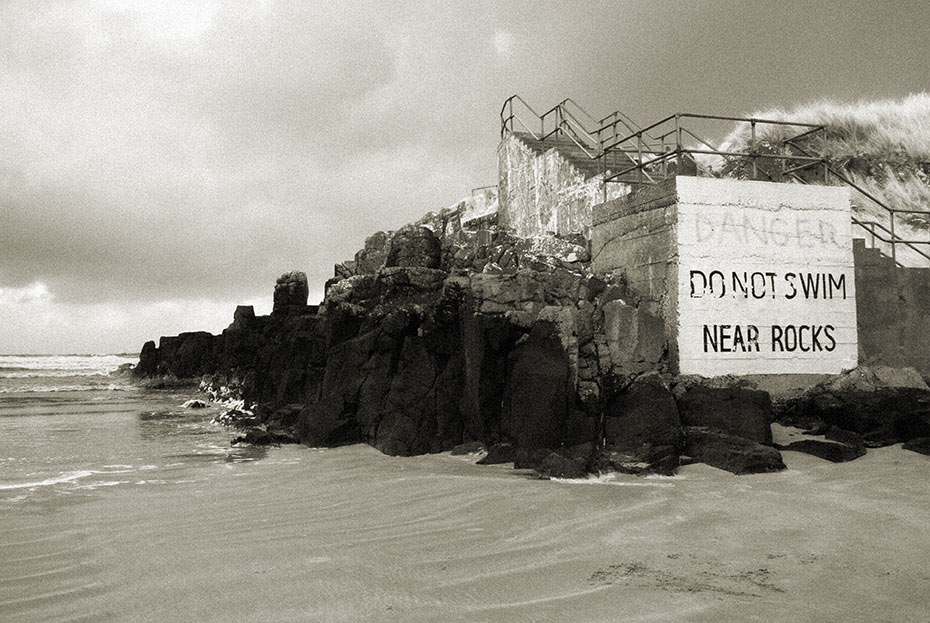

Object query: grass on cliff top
[739,93,930,163]
[713,94,930,234]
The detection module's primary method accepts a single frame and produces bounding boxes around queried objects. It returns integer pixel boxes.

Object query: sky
[2,0,929,354]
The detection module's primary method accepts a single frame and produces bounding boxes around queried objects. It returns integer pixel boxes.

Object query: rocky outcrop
[676,384,774,445]
[778,366,930,447]
[273,271,309,313]
[684,428,786,475]
[136,199,930,479]
[598,374,683,475]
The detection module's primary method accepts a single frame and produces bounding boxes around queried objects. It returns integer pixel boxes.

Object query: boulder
[534,445,592,479]
[676,385,774,444]
[385,226,442,269]
[273,271,309,313]
[451,441,485,455]
[684,427,786,475]
[182,399,209,409]
[355,231,391,274]
[778,439,865,462]
[232,427,300,446]
[502,320,571,452]
[781,367,930,446]
[601,374,683,473]
[903,437,930,456]
[229,305,255,330]
[135,340,158,377]
[477,442,516,465]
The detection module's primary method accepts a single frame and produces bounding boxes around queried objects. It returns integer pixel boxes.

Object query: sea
[3,355,930,622]
[0,354,257,498]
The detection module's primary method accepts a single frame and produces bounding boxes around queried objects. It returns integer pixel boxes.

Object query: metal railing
[499,96,930,268]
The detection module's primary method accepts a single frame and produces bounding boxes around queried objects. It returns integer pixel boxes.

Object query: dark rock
[334,262,354,280]
[602,374,683,473]
[903,437,930,455]
[778,439,865,462]
[230,305,255,330]
[355,231,391,274]
[273,271,309,314]
[676,385,774,444]
[134,340,158,377]
[824,425,866,448]
[535,450,589,479]
[502,320,570,451]
[385,226,442,269]
[594,444,680,476]
[477,442,516,465]
[783,386,930,447]
[684,427,786,475]
[451,441,485,455]
[232,427,300,446]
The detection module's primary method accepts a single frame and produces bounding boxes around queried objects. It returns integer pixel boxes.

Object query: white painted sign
[675,176,857,375]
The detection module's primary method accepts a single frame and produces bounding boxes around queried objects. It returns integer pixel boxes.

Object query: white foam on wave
[0,383,132,394]
[551,473,676,488]
[0,465,144,491]
[0,469,96,490]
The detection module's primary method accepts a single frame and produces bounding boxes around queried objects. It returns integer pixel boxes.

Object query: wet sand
[4,439,930,622]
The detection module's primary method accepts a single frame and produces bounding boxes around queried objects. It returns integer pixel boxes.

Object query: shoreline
[5,438,930,622]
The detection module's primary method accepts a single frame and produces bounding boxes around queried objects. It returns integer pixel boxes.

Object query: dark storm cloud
[0,1,471,304]
[2,0,928,352]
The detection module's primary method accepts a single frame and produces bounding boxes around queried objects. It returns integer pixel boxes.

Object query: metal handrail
[501,97,930,266]
[851,217,930,266]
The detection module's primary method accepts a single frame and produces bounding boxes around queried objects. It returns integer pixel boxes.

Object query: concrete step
[512,132,637,180]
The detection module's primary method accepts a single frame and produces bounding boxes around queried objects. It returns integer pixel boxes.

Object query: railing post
[637,132,643,184]
[675,114,682,177]
[602,155,607,203]
[751,119,758,180]
[890,212,896,263]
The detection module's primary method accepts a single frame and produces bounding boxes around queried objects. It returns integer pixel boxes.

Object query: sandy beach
[5,433,930,623]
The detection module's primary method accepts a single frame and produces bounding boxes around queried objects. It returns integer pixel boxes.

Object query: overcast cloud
[2,0,929,353]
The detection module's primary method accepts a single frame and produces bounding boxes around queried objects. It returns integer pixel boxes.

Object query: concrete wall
[591,179,678,312]
[592,176,859,376]
[675,177,857,376]
[497,134,626,238]
[591,180,679,371]
[855,239,930,375]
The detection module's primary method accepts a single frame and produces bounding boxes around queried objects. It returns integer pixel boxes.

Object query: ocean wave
[0,370,116,379]
[0,465,141,491]
[0,354,137,378]
[0,383,133,394]
[0,470,97,490]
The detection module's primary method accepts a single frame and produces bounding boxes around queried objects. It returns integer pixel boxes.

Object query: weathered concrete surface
[593,176,858,376]
[854,238,930,376]
[498,133,626,238]
[675,176,857,376]
[591,179,678,306]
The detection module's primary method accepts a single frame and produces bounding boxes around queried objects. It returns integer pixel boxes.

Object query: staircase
[510,132,633,180]
[500,95,930,268]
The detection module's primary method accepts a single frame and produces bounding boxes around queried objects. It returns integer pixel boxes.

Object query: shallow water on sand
[4,385,930,621]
